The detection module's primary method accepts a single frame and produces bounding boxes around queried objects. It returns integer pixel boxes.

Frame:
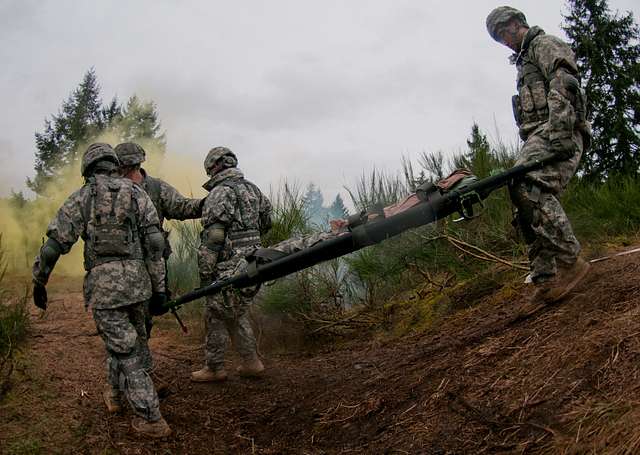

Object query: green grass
[6,438,43,455]
[563,173,640,241]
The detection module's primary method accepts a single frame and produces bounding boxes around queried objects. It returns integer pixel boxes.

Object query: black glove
[33,282,48,310]
[149,292,169,316]
[550,134,577,160]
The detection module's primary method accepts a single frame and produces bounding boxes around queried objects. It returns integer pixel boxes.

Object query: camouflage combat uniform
[199,167,272,371]
[508,26,590,283]
[33,173,166,422]
[139,168,203,261]
[136,169,202,367]
[114,143,202,379]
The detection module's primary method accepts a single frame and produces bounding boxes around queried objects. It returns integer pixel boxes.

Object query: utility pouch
[519,85,535,113]
[530,81,548,112]
[93,221,134,257]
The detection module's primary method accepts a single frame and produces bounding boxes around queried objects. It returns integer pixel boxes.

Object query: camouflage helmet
[114,142,146,166]
[486,6,528,41]
[81,143,119,177]
[204,146,237,174]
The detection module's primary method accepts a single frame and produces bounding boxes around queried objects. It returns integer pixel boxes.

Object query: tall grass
[0,233,29,358]
[345,168,410,213]
[262,181,311,247]
[563,174,640,240]
[166,219,201,296]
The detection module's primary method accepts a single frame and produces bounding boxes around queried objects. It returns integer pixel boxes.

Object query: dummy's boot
[103,385,122,414]
[131,417,172,438]
[237,356,265,377]
[531,257,590,304]
[190,366,228,382]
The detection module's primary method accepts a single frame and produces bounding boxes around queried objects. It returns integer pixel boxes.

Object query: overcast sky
[0,0,638,203]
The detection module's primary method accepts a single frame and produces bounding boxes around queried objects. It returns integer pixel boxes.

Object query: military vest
[512,28,549,138]
[82,175,144,270]
[219,178,267,250]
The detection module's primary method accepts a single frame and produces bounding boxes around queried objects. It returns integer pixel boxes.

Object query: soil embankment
[2,249,640,453]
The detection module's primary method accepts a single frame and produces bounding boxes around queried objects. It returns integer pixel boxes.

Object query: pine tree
[114,95,166,153]
[303,183,328,226]
[28,68,109,194]
[452,123,494,178]
[563,0,640,179]
[328,194,349,219]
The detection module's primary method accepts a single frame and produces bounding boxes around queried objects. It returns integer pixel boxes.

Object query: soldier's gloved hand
[550,134,577,160]
[33,282,48,310]
[149,292,169,316]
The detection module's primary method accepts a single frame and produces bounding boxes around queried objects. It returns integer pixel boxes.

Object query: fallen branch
[415,232,528,271]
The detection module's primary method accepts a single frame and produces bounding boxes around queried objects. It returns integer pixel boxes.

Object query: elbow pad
[33,238,63,285]
[550,69,580,102]
[144,226,166,260]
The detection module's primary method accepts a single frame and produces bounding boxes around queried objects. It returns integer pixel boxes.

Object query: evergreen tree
[328,194,349,219]
[563,0,640,179]
[303,183,330,226]
[114,95,166,153]
[101,97,122,127]
[452,123,494,178]
[28,68,108,194]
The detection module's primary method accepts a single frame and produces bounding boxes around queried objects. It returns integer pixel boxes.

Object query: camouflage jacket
[35,175,165,309]
[140,169,202,258]
[198,168,272,281]
[511,26,588,142]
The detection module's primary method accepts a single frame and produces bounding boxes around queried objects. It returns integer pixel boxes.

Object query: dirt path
[2,249,640,454]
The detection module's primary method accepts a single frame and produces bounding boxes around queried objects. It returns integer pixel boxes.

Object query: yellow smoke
[0,129,206,278]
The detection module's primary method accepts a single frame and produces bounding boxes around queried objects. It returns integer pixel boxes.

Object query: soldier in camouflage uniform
[32,143,171,438]
[486,6,592,304]
[191,147,272,382]
[114,143,203,390]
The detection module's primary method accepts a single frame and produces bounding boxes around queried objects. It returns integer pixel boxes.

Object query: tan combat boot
[190,366,228,382]
[131,417,172,438]
[531,257,590,304]
[237,356,265,377]
[103,385,121,414]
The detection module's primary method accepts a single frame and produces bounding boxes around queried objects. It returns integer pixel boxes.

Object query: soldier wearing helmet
[486,6,591,304]
[191,146,272,382]
[31,143,172,437]
[114,142,203,393]
[114,143,203,246]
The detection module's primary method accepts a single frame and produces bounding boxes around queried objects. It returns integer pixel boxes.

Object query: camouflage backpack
[83,175,143,269]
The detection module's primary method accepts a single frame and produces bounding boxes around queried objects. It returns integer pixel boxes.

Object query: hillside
[1,247,640,454]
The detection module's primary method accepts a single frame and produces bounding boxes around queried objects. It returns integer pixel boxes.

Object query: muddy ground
[2,249,640,454]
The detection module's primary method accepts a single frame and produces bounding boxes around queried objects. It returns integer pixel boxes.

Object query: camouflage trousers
[204,291,257,371]
[510,125,583,283]
[93,303,161,422]
[202,252,258,372]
